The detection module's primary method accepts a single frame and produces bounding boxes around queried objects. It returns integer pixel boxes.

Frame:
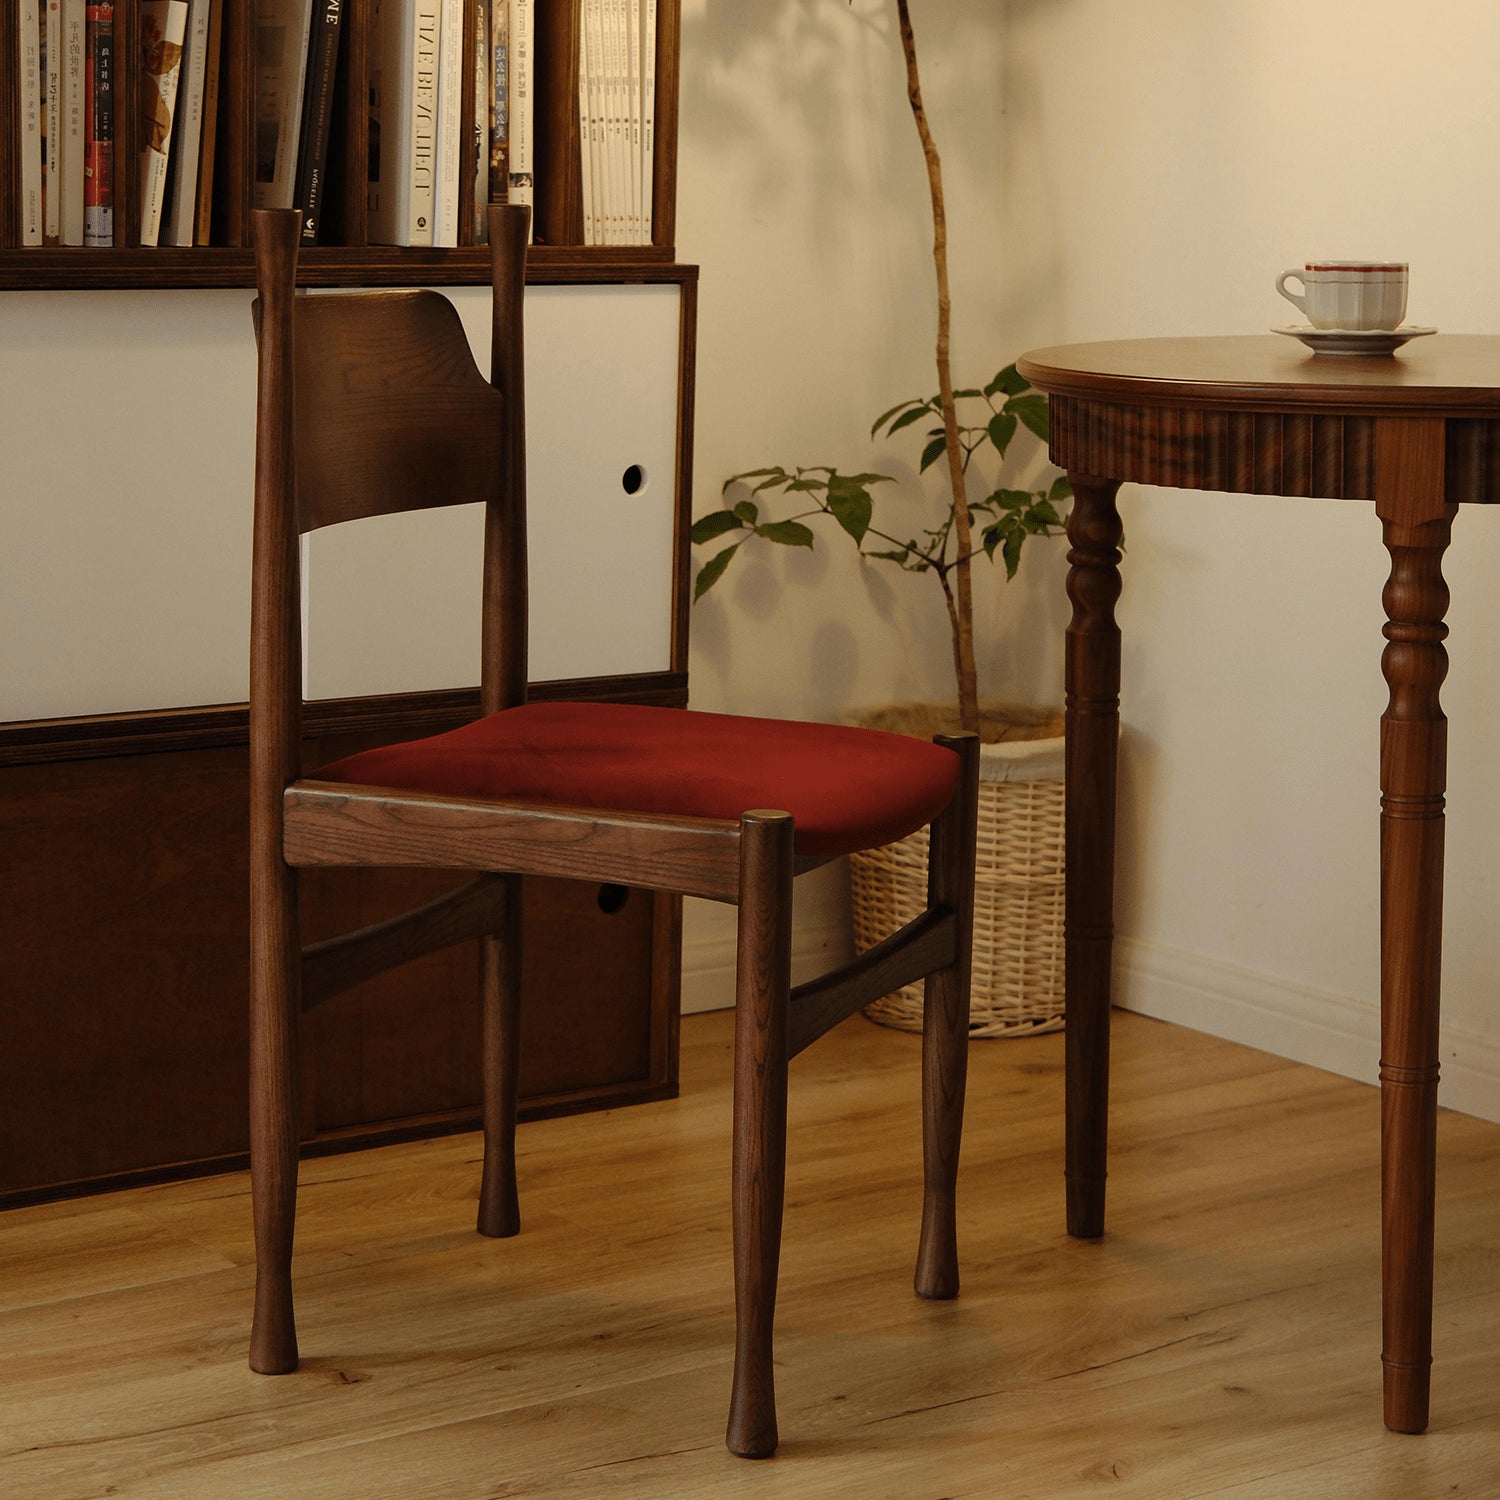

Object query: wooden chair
[247,204,980,1458]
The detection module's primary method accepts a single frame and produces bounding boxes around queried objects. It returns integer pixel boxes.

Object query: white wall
[677,0,1500,1119]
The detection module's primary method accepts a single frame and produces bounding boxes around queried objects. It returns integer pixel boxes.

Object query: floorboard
[2,1009,1497,1498]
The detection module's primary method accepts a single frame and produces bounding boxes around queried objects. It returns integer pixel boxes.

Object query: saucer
[1271,324,1437,356]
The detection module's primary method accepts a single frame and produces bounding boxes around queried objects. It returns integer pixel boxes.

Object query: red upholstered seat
[312,701,960,859]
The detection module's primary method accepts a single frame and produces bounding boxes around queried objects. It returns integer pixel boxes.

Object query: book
[432,0,463,246]
[506,0,532,215]
[43,0,61,242]
[137,0,187,246]
[83,0,113,246]
[59,0,85,244]
[17,0,44,245]
[640,0,654,241]
[487,0,508,201]
[472,0,489,240]
[253,0,315,211]
[292,0,344,244]
[579,0,601,245]
[162,0,212,246]
[192,0,223,243]
[368,0,441,246]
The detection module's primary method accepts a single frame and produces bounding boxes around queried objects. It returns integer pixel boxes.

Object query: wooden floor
[3,1009,1499,1499]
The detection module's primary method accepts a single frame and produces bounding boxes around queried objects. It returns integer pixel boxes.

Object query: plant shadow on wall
[691,0,1077,1039]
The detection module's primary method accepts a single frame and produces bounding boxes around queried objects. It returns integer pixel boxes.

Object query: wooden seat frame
[248,205,980,1458]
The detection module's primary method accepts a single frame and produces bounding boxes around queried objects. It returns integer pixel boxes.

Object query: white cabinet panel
[1,283,682,724]
[305,282,682,699]
[0,290,257,722]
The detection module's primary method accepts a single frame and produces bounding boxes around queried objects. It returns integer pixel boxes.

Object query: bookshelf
[0,0,680,287]
[0,0,697,1204]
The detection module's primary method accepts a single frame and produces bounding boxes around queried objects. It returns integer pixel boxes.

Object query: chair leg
[249,857,302,1375]
[726,812,794,1460]
[478,874,524,1238]
[915,734,979,1301]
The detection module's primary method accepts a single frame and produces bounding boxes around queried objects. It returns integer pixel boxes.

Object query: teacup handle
[1276,269,1309,316]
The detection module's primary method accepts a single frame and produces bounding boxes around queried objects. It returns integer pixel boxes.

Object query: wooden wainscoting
[0,675,686,1207]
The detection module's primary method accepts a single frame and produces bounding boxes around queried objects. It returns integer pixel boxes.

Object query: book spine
[60,0,85,244]
[581,0,601,246]
[293,0,343,244]
[192,0,223,243]
[162,0,211,246]
[18,0,44,245]
[409,0,439,243]
[44,0,61,243]
[253,0,314,211]
[138,0,187,246]
[432,0,463,246]
[506,0,531,212]
[640,0,653,241]
[472,0,489,240]
[626,0,639,244]
[83,0,113,246]
[488,0,507,201]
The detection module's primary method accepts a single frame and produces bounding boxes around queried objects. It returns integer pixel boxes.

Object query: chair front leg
[915,733,979,1300]
[249,855,302,1374]
[726,811,794,1459]
[478,873,524,1238]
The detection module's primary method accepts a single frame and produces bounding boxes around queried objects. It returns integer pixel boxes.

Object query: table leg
[1064,475,1123,1239]
[1378,500,1454,1434]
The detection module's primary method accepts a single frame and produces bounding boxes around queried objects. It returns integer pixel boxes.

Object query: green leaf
[1002,527,1026,579]
[690,510,745,545]
[986,412,1018,455]
[783,477,828,493]
[952,387,982,400]
[1004,392,1051,442]
[919,433,949,473]
[883,405,931,438]
[694,542,741,600]
[733,499,761,524]
[985,365,1030,398]
[723,467,785,491]
[870,399,918,435]
[1026,498,1064,529]
[866,546,913,565]
[756,520,816,548]
[1049,474,1074,501]
[990,487,1035,513]
[825,475,874,544]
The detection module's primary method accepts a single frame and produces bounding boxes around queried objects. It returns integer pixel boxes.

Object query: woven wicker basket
[848,702,1065,1039]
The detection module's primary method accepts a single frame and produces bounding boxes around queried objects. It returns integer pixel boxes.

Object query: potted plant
[690,1,1073,1037]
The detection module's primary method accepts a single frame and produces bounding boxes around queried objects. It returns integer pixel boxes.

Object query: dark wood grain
[914,732,979,1302]
[726,812,794,1460]
[1020,333,1500,1437]
[283,782,747,902]
[1062,476,1123,1241]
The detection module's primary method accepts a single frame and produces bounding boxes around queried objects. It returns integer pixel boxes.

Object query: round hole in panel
[597,883,630,915]
[621,464,646,496]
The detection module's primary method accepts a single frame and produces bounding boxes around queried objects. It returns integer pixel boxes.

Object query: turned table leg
[1064,475,1123,1239]
[1374,416,1456,1435]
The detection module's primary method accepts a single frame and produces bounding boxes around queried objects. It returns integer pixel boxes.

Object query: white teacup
[1275,261,1408,331]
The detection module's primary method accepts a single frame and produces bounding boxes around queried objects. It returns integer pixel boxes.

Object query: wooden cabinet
[0,2,696,1206]
[0,0,680,285]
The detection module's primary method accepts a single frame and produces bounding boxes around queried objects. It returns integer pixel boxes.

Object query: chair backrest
[249,207,532,810]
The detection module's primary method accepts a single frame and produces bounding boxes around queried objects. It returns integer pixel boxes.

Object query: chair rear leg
[249,858,302,1374]
[478,873,524,1238]
[726,812,794,1459]
[915,734,979,1301]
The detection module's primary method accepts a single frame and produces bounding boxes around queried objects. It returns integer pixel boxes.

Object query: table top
[1017,334,1500,415]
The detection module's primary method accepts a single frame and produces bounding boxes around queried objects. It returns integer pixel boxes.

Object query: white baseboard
[1115,935,1500,1124]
